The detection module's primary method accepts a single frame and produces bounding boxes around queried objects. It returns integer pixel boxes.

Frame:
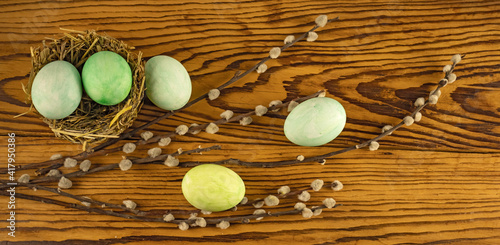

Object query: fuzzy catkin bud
[284,35,295,44]
[430,89,442,97]
[140,131,153,141]
[403,116,415,126]
[119,159,133,171]
[297,155,305,161]
[255,105,268,116]
[269,47,281,59]
[216,221,230,229]
[298,191,311,202]
[176,125,189,135]
[269,100,283,112]
[414,97,426,107]
[323,198,336,208]
[253,209,266,220]
[443,64,452,73]
[148,147,162,158]
[18,174,30,183]
[164,155,179,167]
[447,73,457,84]
[313,207,323,216]
[208,89,220,100]
[220,110,234,121]
[189,124,201,134]
[332,180,343,191]
[382,125,393,135]
[64,158,78,168]
[123,200,137,210]
[205,123,219,134]
[315,15,328,27]
[253,200,265,208]
[288,100,299,112]
[369,141,380,151]
[307,31,318,42]
[195,217,207,227]
[239,197,248,205]
[178,222,189,231]
[278,186,291,195]
[429,94,439,105]
[80,160,91,172]
[240,116,253,126]
[122,143,136,154]
[158,137,171,147]
[50,154,63,160]
[311,179,324,191]
[264,195,280,206]
[256,63,268,73]
[163,213,175,222]
[302,208,313,218]
[58,176,72,189]
[414,112,423,122]
[201,210,212,215]
[294,202,306,211]
[451,54,462,64]
[46,169,61,177]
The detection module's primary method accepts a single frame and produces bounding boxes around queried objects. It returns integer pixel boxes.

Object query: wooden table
[1,1,499,244]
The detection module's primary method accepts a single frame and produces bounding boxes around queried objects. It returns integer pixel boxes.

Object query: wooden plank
[0,0,499,244]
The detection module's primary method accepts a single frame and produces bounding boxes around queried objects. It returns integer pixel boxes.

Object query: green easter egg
[182,164,245,212]
[31,60,82,119]
[284,97,346,146]
[82,51,132,105]
[145,55,191,110]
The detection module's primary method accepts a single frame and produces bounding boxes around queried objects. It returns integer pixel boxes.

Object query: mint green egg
[82,51,132,105]
[145,55,191,110]
[182,164,245,212]
[31,60,82,120]
[284,97,346,146]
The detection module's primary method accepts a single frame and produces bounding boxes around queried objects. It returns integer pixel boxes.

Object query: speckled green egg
[82,51,132,105]
[182,164,245,212]
[31,60,82,120]
[284,97,346,147]
[145,55,191,110]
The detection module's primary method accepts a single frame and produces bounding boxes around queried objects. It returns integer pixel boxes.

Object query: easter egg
[82,51,132,105]
[284,97,346,146]
[31,60,82,119]
[145,55,191,110]
[182,164,245,212]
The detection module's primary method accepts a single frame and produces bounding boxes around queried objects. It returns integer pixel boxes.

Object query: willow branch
[0,145,221,189]
[3,16,339,175]
[182,55,465,168]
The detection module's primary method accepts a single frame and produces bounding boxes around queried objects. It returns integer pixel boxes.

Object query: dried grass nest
[24,29,145,149]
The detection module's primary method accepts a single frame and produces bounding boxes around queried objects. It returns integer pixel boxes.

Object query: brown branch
[182,55,465,168]
[0,145,221,189]
[3,16,339,175]
[1,186,340,227]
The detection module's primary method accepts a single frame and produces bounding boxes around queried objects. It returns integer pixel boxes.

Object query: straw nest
[23,29,145,150]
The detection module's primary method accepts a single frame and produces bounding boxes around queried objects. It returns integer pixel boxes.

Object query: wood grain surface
[1,0,500,244]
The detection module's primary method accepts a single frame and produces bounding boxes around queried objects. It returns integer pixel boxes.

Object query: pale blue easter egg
[182,164,245,212]
[82,51,132,106]
[31,60,82,119]
[145,55,191,110]
[284,97,346,146]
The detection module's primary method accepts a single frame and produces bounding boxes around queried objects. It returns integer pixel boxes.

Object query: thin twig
[2,17,339,175]
[0,187,340,226]
[0,145,221,189]
[182,55,464,168]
